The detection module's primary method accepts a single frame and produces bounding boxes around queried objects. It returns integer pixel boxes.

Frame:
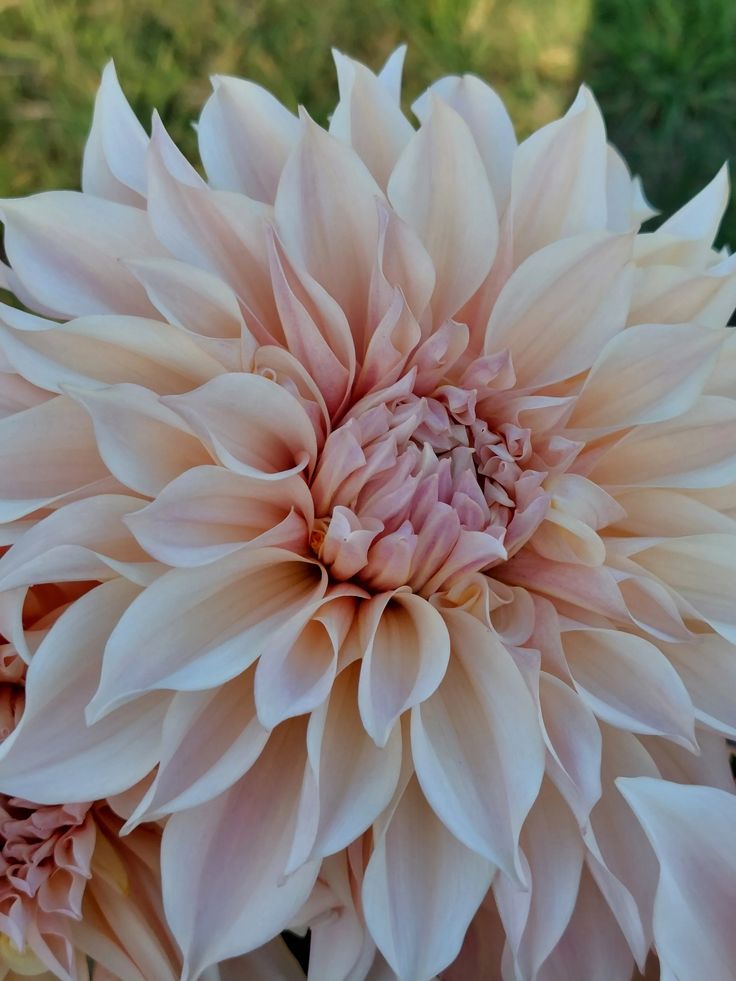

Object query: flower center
[309,382,551,596]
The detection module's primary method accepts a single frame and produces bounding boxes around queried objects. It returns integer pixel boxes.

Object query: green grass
[0,0,734,245]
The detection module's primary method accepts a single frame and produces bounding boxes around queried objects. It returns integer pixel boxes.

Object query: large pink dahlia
[0,48,735,981]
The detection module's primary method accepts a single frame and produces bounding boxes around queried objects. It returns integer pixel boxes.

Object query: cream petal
[412,74,516,212]
[538,671,603,824]
[162,721,319,980]
[127,465,311,567]
[362,775,495,981]
[388,98,498,325]
[605,144,656,233]
[87,548,327,718]
[124,257,244,338]
[484,232,633,388]
[658,633,736,737]
[617,777,736,981]
[275,111,384,326]
[125,669,269,825]
[642,728,734,791]
[412,608,544,879]
[70,383,213,497]
[0,314,223,395]
[0,579,166,802]
[287,661,402,872]
[355,289,422,398]
[656,163,730,266]
[146,117,277,329]
[377,45,407,103]
[358,591,450,747]
[588,395,736,489]
[568,323,725,434]
[330,51,414,188]
[0,191,164,318]
[0,396,109,521]
[631,534,736,643]
[82,61,148,205]
[198,75,299,201]
[630,252,736,329]
[546,474,626,530]
[162,372,318,479]
[562,627,696,747]
[612,487,736,537]
[536,866,635,981]
[0,494,150,591]
[215,940,304,981]
[498,779,584,980]
[510,86,608,264]
[706,322,736,395]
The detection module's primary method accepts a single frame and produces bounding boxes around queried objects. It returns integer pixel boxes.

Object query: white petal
[362,775,495,980]
[659,633,736,736]
[657,164,730,265]
[411,608,544,879]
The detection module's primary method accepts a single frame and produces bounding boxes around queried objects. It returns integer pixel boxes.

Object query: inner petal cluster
[309,359,551,596]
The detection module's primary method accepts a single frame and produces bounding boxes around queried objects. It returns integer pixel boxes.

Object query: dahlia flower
[0,46,735,981]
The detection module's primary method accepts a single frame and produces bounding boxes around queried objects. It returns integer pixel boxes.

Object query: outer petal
[567,323,725,433]
[275,112,384,326]
[510,86,608,263]
[82,61,148,205]
[412,608,544,880]
[617,778,736,981]
[412,74,516,212]
[658,633,736,736]
[388,99,498,325]
[124,668,269,825]
[87,547,327,718]
[484,232,633,388]
[358,591,450,747]
[0,396,109,521]
[198,75,299,201]
[362,775,495,981]
[0,192,163,318]
[561,627,696,747]
[0,579,166,802]
[162,372,318,479]
[126,465,312,567]
[162,721,319,980]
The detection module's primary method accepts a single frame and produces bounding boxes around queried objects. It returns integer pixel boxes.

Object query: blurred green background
[1,0,735,245]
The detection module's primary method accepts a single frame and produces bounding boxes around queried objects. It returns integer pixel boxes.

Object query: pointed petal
[562,627,696,747]
[126,668,268,823]
[484,232,633,388]
[198,76,299,201]
[568,323,725,433]
[162,721,319,979]
[617,777,736,981]
[82,61,148,205]
[88,548,326,718]
[388,98,498,324]
[657,164,730,265]
[412,74,516,212]
[411,608,544,879]
[358,591,450,747]
[70,383,212,497]
[162,372,318,479]
[0,579,166,802]
[659,633,736,737]
[0,192,163,318]
[362,775,494,980]
[510,86,608,263]
[275,112,384,325]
